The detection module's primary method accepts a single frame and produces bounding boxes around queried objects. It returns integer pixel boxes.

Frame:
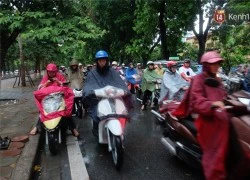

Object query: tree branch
[149,35,160,54]
[204,16,213,42]
[192,26,199,38]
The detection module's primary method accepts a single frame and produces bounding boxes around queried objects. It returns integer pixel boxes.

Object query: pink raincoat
[172,73,230,180]
[33,86,74,122]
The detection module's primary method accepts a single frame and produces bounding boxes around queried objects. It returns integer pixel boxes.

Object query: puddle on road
[0,99,19,106]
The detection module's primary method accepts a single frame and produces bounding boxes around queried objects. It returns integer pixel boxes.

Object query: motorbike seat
[180,116,197,137]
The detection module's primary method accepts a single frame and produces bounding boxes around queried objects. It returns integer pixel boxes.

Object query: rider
[66,59,84,89]
[111,61,120,72]
[30,63,80,137]
[82,50,131,136]
[172,51,230,180]
[243,68,250,92]
[66,59,85,115]
[136,63,143,78]
[154,62,165,77]
[78,63,84,73]
[141,61,162,110]
[159,61,189,103]
[179,59,196,82]
[120,63,127,75]
[125,62,140,94]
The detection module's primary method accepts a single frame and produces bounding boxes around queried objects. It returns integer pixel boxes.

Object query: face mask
[204,77,220,87]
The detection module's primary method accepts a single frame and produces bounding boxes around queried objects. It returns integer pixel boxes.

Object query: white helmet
[112,61,118,65]
[78,63,82,66]
[147,61,154,65]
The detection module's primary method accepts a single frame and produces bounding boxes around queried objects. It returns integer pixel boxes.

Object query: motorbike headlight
[73,89,83,97]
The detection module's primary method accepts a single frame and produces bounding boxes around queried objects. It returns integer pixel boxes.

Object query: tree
[0,0,104,75]
[126,0,197,65]
[211,0,250,73]
[88,0,137,64]
[191,0,226,62]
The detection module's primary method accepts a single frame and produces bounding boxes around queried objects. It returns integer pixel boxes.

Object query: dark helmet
[184,59,191,63]
[95,50,108,60]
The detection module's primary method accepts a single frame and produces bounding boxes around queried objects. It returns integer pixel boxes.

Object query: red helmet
[167,61,177,68]
[46,63,58,72]
[201,51,223,64]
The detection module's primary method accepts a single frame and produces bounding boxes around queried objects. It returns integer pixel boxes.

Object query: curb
[11,133,41,180]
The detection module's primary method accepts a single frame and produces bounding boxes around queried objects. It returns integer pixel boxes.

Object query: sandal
[71,129,80,138]
[29,127,38,135]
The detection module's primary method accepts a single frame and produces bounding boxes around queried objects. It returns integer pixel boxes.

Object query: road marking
[66,136,89,180]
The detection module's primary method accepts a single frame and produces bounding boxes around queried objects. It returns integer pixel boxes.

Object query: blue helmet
[95,50,108,60]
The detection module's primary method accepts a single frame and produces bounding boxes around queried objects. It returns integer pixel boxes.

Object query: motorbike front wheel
[48,131,59,155]
[75,99,83,119]
[110,133,123,170]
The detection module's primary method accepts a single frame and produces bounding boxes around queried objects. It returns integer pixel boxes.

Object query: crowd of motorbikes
[34,64,250,175]
[150,70,250,178]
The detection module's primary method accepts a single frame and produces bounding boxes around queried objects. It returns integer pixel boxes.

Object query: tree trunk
[0,29,21,73]
[34,57,42,79]
[158,0,169,60]
[197,35,205,62]
[193,0,212,63]
[17,34,26,87]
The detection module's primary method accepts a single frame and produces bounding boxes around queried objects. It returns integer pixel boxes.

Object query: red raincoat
[33,86,74,122]
[39,72,66,88]
[172,73,230,180]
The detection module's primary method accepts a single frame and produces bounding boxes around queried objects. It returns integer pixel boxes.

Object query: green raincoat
[141,68,162,92]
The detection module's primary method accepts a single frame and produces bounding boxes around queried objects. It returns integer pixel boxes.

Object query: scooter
[127,74,141,94]
[73,88,83,118]
[150,79,162,108]
[34,85,74,155]
[93,85,128,170]
[158,90,250,175]
[151,88,186,123]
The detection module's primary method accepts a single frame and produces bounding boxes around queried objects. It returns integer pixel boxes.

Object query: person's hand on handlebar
[211,101,225,109]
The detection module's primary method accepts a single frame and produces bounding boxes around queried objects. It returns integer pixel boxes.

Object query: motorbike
[149,79,162,109]
[226,72,245,94]
[156,90,250,176]
[92,85,129,170]
[73,88,84,118]
[34,85,74,155]
[127,74,142,100]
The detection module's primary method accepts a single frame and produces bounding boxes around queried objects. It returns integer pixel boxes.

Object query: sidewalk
[0,76,40,180]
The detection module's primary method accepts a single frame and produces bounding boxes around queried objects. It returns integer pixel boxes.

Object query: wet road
[34,99,204,180]
[78,99,204,180]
